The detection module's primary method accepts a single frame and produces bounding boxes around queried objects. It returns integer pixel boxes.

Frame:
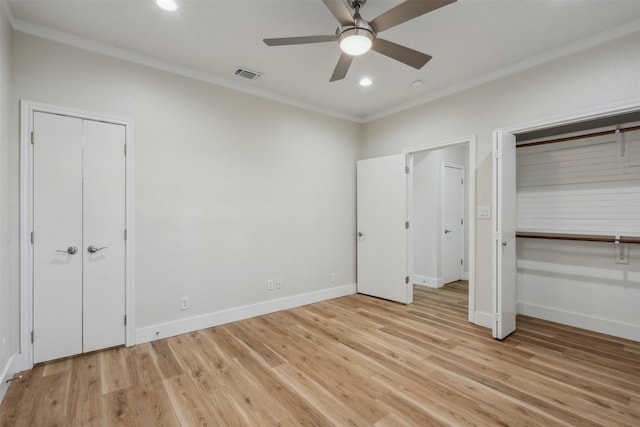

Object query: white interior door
[83,120,126,353]
[33,112,84,363]
[492,130,517,339]
[357,154,411,304]
[33,112,126,363]
[441,164,464,284]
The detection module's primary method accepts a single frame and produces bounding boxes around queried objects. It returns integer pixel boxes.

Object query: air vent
[234,67,263,81]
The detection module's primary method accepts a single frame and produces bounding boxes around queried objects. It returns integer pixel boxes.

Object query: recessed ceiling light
[411,79,424,88]
[360,78,372,87]
[156,0,178,12]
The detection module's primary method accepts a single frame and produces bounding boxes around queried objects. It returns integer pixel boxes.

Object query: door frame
[19,100,135,370]
[440,162,465,283]
[405,135,477,323]
[492,97,640,338]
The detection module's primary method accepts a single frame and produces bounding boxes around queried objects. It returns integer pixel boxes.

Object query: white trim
[404,135,477,324]
[518,302,640,342]
[0,354,20,403]
[473,311,494,329]
[412,275,444,289]
[135,284,357,344]
[504,98,640,135]
[9,18,360,124]
[364,19,640,122]
[19,100,135,371]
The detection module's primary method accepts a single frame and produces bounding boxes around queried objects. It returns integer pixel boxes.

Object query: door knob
[87,245,108,253]
[357,232,365,237]
[56,246,78,255]
[444,229,452,234]
[502,241,507,247]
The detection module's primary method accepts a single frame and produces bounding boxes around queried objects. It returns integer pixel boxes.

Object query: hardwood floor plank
[2,281,639,426]
[67,352,104,426]
[150,339,184,380]
[163,373,221,427]
[100,347,132,395]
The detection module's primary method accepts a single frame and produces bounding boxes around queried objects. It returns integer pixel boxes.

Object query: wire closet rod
[517,124,640,149]
[516,231,640,244]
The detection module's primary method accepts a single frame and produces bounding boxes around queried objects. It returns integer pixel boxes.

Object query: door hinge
[494,150,501,159]
[405,166,409,174]
[124,315,127,326]
[461,178,464,184]
[494,313,501,322]
[30,231,34,244]
[461,259,463,266]
[405,276,409,284]
[31,330,34,343]
[405,221,409,229]
[461,218,463,225]
[31,131,35,145]
[124,229,127,240]
[124,144,127,156]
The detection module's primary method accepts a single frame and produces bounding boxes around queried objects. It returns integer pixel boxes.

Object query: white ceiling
[7,0,640,121]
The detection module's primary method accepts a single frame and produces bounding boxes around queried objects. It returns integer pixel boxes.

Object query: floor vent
[234,68,263,81]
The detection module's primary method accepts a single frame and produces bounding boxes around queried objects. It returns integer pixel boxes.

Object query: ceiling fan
[263,0,457,82]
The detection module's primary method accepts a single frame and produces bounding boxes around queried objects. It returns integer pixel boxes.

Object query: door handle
[87,245,108,253]
[502,241,507,247]
[444,229,452,234]
[56,246,78,255]
[357,232,365,237]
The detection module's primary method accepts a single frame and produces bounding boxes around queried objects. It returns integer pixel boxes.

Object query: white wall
[362,31,640,326]
[0,0,18,399]
[11,32,360,343]
[412,145,467,287]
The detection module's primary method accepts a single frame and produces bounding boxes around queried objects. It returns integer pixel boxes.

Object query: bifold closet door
[33,112,125,363]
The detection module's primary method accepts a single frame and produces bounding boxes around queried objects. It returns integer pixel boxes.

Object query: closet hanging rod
[516,231,640,244]
[517,124,640,149]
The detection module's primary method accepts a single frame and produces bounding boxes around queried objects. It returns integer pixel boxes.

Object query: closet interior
[515,113,640,342]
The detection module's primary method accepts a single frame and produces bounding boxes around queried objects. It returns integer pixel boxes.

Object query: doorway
[19,101,135,369]
[407,136,476,322]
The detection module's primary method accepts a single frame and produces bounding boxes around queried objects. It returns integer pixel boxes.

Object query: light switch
[477,206,491,219]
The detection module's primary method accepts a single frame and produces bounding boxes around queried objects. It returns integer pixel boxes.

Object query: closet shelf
[516,231,640,244]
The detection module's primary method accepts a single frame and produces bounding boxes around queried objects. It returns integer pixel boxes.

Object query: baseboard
[0,354,21,404]
[412,274,445,288]
[136,284,357,344]
[473,311,494,329]
[464,271,469,281]
[518,302,640,342]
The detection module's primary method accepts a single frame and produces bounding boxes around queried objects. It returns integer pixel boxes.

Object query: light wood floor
[1,281,639,426]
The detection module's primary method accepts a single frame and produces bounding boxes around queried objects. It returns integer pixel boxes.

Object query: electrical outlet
[330,272,336,283]
[181,297,190,310]
[267,279,274,291]
[276,278,282,289]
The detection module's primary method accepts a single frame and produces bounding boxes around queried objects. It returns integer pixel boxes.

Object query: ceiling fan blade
[263,35,337,46]
[372,38,432,69]
[322,0,354,26]
[370,0,457,33]
[329,53,354,82]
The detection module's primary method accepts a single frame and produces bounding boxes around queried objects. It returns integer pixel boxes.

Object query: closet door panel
[82,119,126,353]
[32,112,84,363]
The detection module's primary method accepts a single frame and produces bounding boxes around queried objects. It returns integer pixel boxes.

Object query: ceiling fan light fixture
[339,28,374,56]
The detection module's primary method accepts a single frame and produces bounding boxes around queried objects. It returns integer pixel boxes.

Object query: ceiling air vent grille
[234,68,263,81]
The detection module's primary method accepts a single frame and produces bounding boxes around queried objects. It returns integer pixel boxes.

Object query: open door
[357,154,411,304]
[492,130,517,339]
